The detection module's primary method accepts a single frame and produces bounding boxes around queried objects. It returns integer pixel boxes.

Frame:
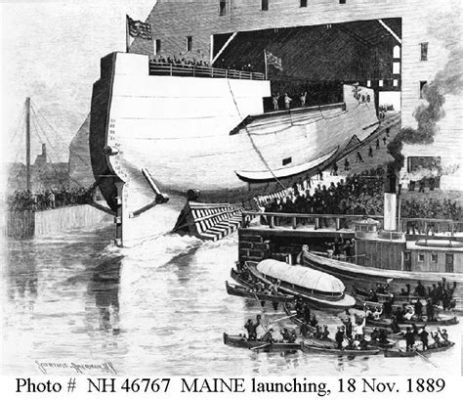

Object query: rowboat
[225,281,293,303]
[301,341,381,356]
[247,260,356,310]
[367,315,458,329]
[230,268,253,288]
[384,342,455,358]
[223,333,301,352]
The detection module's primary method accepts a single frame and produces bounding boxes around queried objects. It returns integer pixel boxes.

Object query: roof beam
[378,19,402,45]
[212,32,238,65]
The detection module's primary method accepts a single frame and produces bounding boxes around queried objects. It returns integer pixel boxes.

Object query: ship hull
[90,52,379,210]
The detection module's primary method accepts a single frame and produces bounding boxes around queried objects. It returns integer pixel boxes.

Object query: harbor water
[1,198,461,376]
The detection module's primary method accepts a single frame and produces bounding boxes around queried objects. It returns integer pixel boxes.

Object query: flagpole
[264,49,268,80]
[125,15,130,53]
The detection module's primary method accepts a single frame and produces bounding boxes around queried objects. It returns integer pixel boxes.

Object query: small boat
[223,333,301,352]
[367,315,458,329]
[230,268,253,288]
[247,259,356,310]
[225,281,293,303]
[301,341,381,356]
[384,342,455,358]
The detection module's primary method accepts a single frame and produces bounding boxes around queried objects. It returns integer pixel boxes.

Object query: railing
[400,218,463,237]
[149,61,265,80]
[242,211,384,231]
[241,211,463,237]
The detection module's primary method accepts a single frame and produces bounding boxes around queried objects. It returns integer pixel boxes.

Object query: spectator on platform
[300,91,307,107]
[284,93,292,109]
[272,94,280,111]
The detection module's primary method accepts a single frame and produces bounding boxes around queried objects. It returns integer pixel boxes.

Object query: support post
[25,97,31,193]
[114,181,124,247]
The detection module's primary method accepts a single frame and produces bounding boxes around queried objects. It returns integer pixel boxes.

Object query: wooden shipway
[384,342,455,358]
[223,333,300,352]
[225,281,293,303]
[301,341,382,356]
[173,201,244,241]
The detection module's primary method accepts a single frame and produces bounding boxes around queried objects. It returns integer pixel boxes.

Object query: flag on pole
[127,15,152,40]
[265,50,283,71]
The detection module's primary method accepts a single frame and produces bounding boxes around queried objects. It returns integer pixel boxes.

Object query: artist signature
[35,360,117,375]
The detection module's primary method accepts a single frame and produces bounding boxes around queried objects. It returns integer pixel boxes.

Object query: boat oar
[250,343,271,351]
[414,349,438,368]
[270,314,294,324]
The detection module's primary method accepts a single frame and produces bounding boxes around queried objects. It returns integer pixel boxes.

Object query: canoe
[384,342,455,358]
[225,281,293,303]
[223,333,301,352]
[301,342,381,356]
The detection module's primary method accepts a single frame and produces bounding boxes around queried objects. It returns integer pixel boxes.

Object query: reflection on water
[1,210,461,376]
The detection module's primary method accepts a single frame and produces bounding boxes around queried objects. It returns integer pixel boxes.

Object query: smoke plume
[387,6,463,173]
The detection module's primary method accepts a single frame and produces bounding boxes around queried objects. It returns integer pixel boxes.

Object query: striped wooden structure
[173,201,245,241]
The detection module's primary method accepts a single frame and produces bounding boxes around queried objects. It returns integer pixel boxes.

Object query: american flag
[127,15,152,40]
[265,50,283,71]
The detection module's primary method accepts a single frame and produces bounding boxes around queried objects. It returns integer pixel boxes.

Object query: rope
[30,105,88,189]
[226,79,287,191]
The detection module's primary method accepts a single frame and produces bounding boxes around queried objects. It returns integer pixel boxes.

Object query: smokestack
[42,143,47,162]
[383,168,397,231]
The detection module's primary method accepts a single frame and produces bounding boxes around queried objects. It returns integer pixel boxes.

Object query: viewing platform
[241,211,463,240]
[148,61,265,80]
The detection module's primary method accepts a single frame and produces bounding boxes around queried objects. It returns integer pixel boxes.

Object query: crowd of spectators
[150,55,210,68]
[259,165,463,230]
[267,81,343,111]
[6,187,93,212]
[262,167,386,217]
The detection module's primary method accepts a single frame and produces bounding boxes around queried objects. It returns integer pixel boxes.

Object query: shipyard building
[118,0,462,190]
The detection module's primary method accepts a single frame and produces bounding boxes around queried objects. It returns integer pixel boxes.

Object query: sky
[0,0,156,164]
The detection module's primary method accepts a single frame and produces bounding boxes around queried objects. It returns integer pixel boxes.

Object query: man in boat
[353,317,366,341]
[419,326,429,351]
[302,304,311,323]
[390,316,400,334]
[281,328,291,343]
[261,328,274,343]
[321,325,330,340]
[404,327,416,352]
[300,321,310,338]
[372,307,383,321]
[309,314,318,328]
[414,281,426,298]
[431,331,442,347]
[403,306,415,321]
[296,244,310,264]
[289,329,297,343]
[370,328,380,342]
[344,316,353,339]
[368,289,378,302]
[438,328,449,346]
[414,300,423,319]
[378,329,389,345]
[253,315,264,339]
[244,319,256,340]
[426,299,435,321]
[335,327,344,350]
[383,298,393,317]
